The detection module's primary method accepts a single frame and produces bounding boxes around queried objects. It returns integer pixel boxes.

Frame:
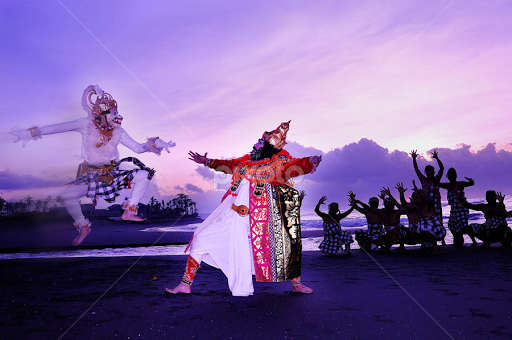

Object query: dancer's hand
[396,182,407,193]
[311,155,322,166]
[497,192,505,204]
[155,139,176,153]
[410,150,418,159]
[381,187,391,196]
[431,149,439,159]
[299,190,306,201]
[412,180,419,191]
[188,151,208,164]
[318,196,327,205]
[465,177,474,184]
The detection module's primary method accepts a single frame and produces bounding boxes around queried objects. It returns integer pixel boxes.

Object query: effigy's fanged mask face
[103,107,123,127]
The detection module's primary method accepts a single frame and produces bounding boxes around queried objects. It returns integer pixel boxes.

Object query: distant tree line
[148,193,197,215]
[0,195,65,214]
[0,193,197,215]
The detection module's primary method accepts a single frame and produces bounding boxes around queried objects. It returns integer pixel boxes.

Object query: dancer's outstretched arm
[410,150,425,182]
[188,150,244,174]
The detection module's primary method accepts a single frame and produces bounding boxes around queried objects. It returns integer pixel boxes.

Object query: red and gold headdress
[82,85,117,118]
[262,120,290,150]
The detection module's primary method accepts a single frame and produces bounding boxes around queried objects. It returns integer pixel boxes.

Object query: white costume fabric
[37,118,148,165]
[23,118,152,224]
[189,179,255,297]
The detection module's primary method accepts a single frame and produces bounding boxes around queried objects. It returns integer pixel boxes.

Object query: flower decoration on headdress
[262,120,290,150]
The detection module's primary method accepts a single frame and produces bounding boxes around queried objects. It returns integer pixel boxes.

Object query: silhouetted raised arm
[431,150,444,182]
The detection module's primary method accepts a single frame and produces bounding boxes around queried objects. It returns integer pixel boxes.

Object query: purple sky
[1,0,512,213]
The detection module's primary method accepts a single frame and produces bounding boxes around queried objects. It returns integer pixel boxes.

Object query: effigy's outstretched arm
[10,118,86,147]
[120,130,176,155]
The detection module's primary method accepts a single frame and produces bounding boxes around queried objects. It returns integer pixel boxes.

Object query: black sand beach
[1,236,512,339]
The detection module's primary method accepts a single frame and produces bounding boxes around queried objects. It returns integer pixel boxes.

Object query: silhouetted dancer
[349,192,385,251]
[411,149,446,245]
[399,181,445,255]
[458,190,511,248]
[315,196,355,255]
[438,168,478,246]
[350,190,408,251]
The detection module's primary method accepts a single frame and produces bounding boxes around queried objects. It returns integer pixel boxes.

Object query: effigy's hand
[10,127,36,148]
[410,150,418,159]
[155,139,176,153]
[188,151,208,164]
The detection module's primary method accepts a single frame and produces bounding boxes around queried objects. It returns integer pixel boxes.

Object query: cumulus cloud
[287,140,512,212]
[174,185,186,192]
[185,183,204,194]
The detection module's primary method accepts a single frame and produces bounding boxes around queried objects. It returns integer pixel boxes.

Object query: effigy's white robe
[190,179,255,296]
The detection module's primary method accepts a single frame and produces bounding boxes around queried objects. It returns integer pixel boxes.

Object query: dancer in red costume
[167,121,322,296]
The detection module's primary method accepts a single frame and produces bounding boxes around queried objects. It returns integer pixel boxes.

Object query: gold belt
[76,161,116,178]
[231,204,249,216]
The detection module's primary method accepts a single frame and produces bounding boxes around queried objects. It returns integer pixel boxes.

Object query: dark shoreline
[1,247,511,339]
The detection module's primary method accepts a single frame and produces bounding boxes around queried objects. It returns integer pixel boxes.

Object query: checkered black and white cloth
[447,190,469,233]
[470,216,508,233]
[355,223,384,249]
[71,157,155,206]
[318,222,353,255]
[426,185,443,223]
[419,216,446,240]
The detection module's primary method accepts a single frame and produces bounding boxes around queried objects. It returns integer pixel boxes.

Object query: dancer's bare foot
[292,284,313,294]
[71,227,91,246]
[121,210,146,222]
[166,282,191,294]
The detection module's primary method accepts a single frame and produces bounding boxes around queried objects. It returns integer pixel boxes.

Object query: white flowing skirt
[190,179,255,296]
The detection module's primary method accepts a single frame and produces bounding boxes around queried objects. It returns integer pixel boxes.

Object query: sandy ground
[1,244,512,339]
